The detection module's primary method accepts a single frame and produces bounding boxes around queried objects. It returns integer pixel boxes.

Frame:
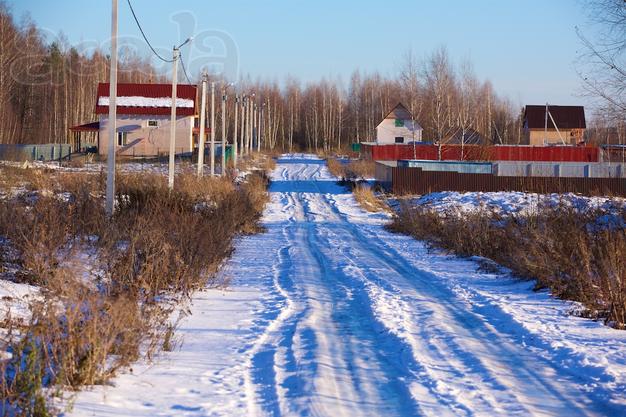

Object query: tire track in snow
[320,183,619,416]
[242,155,621,417]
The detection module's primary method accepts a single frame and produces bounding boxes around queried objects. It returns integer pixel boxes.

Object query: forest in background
[0,2,623,150]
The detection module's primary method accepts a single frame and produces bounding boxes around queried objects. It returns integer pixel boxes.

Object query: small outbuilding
[523,105,586,146]
[375,103,423,145]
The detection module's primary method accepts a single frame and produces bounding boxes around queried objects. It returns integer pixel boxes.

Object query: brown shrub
[0,168,269,414]
[389,204,626,328]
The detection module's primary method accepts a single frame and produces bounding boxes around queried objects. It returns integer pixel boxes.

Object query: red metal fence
[389,167,626,196]
[362,144,599,163]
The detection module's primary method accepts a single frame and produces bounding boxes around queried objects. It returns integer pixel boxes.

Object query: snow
[97,96,194,108]
[400,191,626,217]
[59,154,626,416]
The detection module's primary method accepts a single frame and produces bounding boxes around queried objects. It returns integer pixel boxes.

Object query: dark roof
[443,127,488,145]
[69,121,100,132]
[383,103,413,120]
[524,105,586,130]
[95,83,197,116]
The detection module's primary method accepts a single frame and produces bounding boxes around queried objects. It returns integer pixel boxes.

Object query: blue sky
[8,0,592,107]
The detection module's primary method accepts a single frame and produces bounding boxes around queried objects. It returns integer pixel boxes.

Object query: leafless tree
[575,0,625,121]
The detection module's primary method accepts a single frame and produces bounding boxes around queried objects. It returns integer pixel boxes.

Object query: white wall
[376,119,422,144]
[98,114,193,157]
[493,162,625,178]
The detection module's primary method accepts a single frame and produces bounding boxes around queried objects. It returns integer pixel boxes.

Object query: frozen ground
[395,191,626,217]
[65,154,626,417]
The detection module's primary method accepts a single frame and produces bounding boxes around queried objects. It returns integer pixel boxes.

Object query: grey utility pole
[197,71,207,177]
[221,87,227,176]
[210,82,215,176]
[167,37,193,189]
[247,93,254,154]
[168,46,179,190]
[106,0,118,216]
[255,102,259,152]
[240,95,247,157]
[233,94,238,169]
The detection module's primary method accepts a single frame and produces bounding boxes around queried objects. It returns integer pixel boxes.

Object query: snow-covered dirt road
[70,155,626,417]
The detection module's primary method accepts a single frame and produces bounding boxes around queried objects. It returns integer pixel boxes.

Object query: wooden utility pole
[105,0,118,216]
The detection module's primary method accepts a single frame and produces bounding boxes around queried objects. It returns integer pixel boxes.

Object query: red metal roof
[96,83,197,116]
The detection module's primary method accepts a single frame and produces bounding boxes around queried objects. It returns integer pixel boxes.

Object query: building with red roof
[71,83,198,157]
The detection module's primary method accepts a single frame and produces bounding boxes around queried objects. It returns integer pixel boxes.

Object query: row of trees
[1,1,622,150]
[0,2,524,149]
[0,2,164,145]
[214,47,526,152]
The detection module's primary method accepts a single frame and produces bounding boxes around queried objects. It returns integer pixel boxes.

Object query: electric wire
[126,0,174,63]
[179,51,193,84]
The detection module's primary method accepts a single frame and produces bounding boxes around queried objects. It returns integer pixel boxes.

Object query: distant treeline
[1,2,621,150]
[0,2,164,145]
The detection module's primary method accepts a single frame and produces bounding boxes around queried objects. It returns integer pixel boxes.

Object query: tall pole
[105,0,118,216]
[233,94,238,168]
[543,103,548,145]
[221,87,227,175]
[412,117,416,160]
[197,72,207,177]
[210,82,215,176]
[168,47,179,190]
[259,104,263,152]
[245,97,251,154]
[248,94,255,154]
[254,102,261,152]
[240,96,246,157]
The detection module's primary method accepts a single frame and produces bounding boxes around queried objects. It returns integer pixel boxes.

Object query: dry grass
[0,167,269,414]
[344,160,375,180]
[353,185,389,213]
[326,158,375,182]
[389,203,626,328]
[326,158,345,179]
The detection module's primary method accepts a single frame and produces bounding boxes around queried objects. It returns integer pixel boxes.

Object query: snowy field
[62,154,626,417]
[395,191,626,217]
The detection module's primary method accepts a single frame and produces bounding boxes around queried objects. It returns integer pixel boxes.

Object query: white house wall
[98,115,193,157]
[376,119,423,144]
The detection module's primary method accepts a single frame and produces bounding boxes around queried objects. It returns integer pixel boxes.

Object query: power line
[179,51,193,84]
[126,0,174,63]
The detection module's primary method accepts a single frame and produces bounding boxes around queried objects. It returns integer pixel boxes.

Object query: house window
[117,132,127,146]
[395,137,404,144]
[395,119,405,127]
